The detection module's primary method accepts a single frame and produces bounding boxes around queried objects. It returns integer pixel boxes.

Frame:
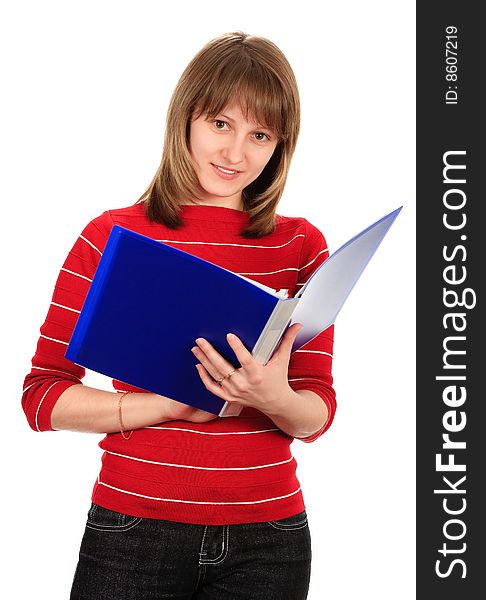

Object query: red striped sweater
[22,202,336,525]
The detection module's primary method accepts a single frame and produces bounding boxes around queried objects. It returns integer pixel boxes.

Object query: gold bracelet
[118,391,133,440]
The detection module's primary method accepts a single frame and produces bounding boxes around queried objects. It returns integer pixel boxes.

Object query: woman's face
[188,103,278,210]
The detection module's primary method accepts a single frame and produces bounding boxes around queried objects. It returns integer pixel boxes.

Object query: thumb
[273,322,303,361]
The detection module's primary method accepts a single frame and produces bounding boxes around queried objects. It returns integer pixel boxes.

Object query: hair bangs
[193,56,289,142]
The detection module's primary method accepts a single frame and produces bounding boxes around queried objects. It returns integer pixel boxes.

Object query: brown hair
[137,31,300,238]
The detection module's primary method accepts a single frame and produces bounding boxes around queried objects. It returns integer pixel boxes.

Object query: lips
[210,163,241,179]
[212,163,240,172]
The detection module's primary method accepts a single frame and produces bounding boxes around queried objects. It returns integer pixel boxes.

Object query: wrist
[156,394,179,421]
[127,392,176,423]
[261,386,297,418]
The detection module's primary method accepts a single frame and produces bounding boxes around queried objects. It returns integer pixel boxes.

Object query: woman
[22,31,336,600]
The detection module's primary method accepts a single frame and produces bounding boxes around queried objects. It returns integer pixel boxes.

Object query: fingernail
[227,333,235,341]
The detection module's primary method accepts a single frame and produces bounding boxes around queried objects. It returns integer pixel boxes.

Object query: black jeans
[70,503,312,600]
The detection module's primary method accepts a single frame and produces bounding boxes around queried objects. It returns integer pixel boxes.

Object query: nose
[221,133,246,166]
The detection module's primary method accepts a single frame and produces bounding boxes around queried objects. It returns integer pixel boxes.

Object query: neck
[181,199,245,211]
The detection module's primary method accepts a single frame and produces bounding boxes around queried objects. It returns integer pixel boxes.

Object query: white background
[1,1,415,598]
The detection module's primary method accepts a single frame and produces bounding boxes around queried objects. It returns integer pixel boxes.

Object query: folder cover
[65,207,402,416]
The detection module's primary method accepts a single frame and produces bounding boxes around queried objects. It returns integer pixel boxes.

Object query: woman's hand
[191,323,303,414]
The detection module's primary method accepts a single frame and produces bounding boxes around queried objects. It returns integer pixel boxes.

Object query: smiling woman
[21,31,336,600]
[140,31,301,237]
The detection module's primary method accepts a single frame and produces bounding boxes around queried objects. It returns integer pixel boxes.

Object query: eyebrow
[220,113,271,131]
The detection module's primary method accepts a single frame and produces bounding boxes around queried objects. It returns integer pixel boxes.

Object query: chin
[201,181,241,198]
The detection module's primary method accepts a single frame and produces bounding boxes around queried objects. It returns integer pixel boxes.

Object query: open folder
[65,207,402,416]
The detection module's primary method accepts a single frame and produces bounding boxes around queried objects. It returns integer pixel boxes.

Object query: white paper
[290,207,402,349]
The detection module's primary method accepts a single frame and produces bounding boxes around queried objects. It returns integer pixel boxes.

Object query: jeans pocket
[267,510,308,531]
[86,503,143,532]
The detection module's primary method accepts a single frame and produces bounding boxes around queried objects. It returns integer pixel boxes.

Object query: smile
[211,163,241,179]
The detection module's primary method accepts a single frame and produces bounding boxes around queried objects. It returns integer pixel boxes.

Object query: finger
[191,346,223,382]
[194,338,235,378]
[271,323,303,361]
[195,363,231,401]
[226,333,259,372]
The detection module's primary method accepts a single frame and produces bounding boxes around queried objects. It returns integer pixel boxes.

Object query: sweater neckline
[179,203,250,224]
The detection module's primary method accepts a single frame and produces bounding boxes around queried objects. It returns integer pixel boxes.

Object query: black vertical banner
[417,4,483,598]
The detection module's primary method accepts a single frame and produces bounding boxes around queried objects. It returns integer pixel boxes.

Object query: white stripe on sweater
[237,248,328,277]
[40,334,69,346]
[60,268,93,283]
[300,248,329,271]
[144,426,280,435]
[51,301,81,314]
[239,267,299,276]
[80,234,102,255]
[31,366,82,379]
[35,380,65,431]
[97,477,302,505]
[156,234,305,249]
[105,450,293,471]
[295,350,333,357]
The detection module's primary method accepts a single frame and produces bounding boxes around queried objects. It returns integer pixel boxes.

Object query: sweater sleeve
[287,219,337,443]
[22,211,114,431]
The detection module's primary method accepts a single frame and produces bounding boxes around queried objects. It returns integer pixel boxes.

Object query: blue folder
[65,207,402,416]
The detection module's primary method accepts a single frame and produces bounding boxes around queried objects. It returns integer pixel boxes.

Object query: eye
[213,120,229,130]
[211,119,272,141]
[254,132,271,142]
